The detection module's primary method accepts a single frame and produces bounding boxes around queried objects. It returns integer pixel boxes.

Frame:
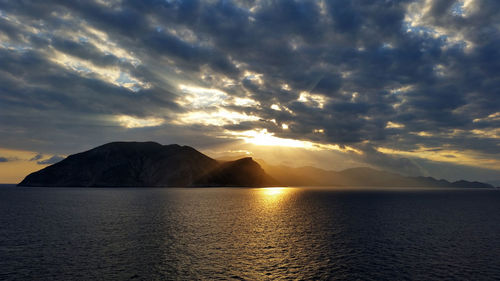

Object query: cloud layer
[36,155,65,165]
[0,0,499,181]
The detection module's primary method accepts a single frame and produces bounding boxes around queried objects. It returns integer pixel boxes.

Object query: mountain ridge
[258,161,496,188]
[18,142,276,187]
[18,142,496,188]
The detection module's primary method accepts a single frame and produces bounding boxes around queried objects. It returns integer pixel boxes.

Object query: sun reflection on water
[261,187,289,196]
[257,187,293,206]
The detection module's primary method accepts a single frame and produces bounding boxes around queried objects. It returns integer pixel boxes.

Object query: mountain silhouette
[258,162,495,188]
[196,157,276,187]
[18,142,494,188]
[18,142,276,187]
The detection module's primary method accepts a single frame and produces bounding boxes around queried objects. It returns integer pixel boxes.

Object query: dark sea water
[1,186,500,280]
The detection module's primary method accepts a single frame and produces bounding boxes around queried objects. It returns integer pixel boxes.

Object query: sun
[226,129,362,154]
[229,129,314,149]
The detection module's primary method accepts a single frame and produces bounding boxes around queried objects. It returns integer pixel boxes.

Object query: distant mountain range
[259,162,495,188]
[19,142,496,188]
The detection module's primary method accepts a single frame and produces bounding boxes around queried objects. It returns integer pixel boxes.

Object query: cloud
[116,115,165,128]
[37,155,65,165]
[30,154,43,161]
[0,0,498,181]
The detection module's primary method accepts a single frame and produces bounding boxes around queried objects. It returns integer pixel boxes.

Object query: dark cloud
[50,37,121,67]
[0,0,498,181]
[37,155,64,165]
[30,154,43,161]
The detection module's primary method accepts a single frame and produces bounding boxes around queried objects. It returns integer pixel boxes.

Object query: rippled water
[1,186,500,280]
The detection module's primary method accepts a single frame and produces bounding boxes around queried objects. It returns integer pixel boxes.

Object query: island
[18,141,495,188]
[18,142,276,187]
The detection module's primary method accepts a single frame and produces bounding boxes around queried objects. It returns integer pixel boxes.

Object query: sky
[0,0,499,184]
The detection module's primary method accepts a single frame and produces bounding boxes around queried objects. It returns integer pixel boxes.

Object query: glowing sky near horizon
[0,0,499,183]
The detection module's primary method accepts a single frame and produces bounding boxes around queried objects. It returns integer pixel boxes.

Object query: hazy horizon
[7,141,500,187]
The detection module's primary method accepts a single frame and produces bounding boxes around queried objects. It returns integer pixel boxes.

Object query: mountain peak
[231,157,254,164]
[18,142,274,187]
[18,142,494,188]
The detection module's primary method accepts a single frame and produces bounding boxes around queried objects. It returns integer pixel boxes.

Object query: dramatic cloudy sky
[0,0,499,184]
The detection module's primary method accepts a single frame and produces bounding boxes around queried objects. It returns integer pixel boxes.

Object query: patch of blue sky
[403,21,438,36]
[0,42,32,52]
[72,64,93,74]
[116,71,145,92]
[451,1,465,16]
[78,36,89,43]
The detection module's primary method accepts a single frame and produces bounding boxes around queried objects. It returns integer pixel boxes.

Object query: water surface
[1,186,499,280]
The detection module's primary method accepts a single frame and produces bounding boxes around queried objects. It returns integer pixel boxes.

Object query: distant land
[19,142,496,188]
[19,142,276,187]
[259,162,496,189]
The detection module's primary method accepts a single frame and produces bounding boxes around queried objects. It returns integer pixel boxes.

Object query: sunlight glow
[377,146,500,171]
[261,187,288,196]
[178,84,228,108]
[178,84,259,108]
[175,109,260,126]
[298,91,327,108]
[226,129,361,154]
[0,148,57,183]
[233,97,260,107]
[81,24,141,66]
[386,121,405,129]
[116,115,164,128]
[270,104,281,111]
[243,70,264,85]
[473,112,500,123]
[232,129,313,148]
[411,131,433,137]
[257,187,292,206]
[50,50,149,91]
[471,129,500,139]
[390,85,414,94]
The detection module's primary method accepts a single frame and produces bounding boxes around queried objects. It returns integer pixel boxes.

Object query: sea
[1,186,499,280]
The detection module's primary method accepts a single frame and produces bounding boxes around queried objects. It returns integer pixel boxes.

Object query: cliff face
[18,142,275,187]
